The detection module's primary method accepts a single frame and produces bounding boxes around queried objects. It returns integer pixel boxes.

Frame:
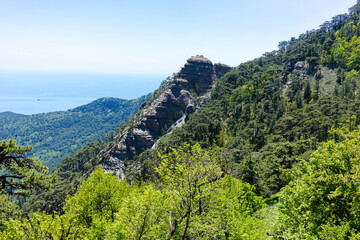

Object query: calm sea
[0,72,165,115]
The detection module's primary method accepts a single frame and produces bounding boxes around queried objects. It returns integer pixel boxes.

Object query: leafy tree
[155,143,225,239]
[108,184,168,239]
[206,175,267,239]
[327,33,360,71]
[278,127,360,238]
[155,144,265,239]
[64,166,130,239]
[110,144,266,239]
[344,70,359,99]
[0,212,82,240]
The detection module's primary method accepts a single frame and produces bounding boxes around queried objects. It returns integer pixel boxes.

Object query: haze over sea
[1,72,165,115]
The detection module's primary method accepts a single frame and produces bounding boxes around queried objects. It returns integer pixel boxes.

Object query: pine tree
[304,81,311,103]
[0,139,54,196]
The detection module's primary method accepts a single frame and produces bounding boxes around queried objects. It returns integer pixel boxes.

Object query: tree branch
[0,174,24,180]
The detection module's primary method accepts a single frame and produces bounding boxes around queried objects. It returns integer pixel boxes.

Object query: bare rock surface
[99,56,231,178]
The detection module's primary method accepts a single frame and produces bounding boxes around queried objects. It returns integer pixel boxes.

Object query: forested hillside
[2,1,360,239]
[138,2,360,198]
[0,95,150,169]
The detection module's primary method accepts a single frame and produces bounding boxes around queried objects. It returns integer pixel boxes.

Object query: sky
[0,0,357,76]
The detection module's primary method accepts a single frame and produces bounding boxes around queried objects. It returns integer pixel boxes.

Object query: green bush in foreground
[1,144,266,239]
[278,127,360,239]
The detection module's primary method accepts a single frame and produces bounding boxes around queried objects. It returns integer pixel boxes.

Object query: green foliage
[0,194,20,231]
[0,212,83,240]
[0,96,150,169]
[277,127,360,239]
[0,139,55,229]
[23,139,106,215]
[343,70,360,99]
[327,32,360,71]
[155,63,360,197]
[149,1,360,199]
[0,139,55,195]
[4,2,360,238]
[206,175,267,239]
[304,80,312,103]
[1,145,266,239]
[155,143,225,239]
[108,183,168,239]
[115,144,266,239]
[64,166,130,238]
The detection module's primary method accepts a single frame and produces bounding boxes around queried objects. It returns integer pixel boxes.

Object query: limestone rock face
[293,61,310,78]
[99,56,231,177]
[294,61,305,70]
[176,56,216,95]
[214,63,232,79]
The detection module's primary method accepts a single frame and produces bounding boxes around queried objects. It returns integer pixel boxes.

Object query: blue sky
[0,0,357,76]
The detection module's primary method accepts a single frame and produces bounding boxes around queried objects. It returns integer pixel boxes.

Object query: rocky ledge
[99,56,231,179]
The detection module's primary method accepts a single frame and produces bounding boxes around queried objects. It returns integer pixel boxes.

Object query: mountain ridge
[99,56,231,178]
[0,111,26,116]
[0,95,151,169]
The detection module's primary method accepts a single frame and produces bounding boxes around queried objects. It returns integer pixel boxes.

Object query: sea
[0,72,165,115]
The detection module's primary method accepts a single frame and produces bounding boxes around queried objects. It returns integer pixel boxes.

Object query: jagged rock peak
[214,62,232,79]
[99,56,232,179]
[187,55,213,64]
[175,55,231,95]
[214,62,231,68]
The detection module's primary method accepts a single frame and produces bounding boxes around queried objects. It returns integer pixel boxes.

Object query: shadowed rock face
[99,56,231,178]
[214,62,232,79]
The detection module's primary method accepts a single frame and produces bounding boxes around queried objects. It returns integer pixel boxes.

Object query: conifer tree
[0,139,54,196]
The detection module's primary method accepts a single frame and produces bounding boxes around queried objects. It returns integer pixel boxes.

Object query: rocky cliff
[99,56,231,178]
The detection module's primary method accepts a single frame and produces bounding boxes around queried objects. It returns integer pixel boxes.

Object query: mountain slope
[25,1,360,215]
[12,2,360,238]
[99,56,231,178]
[0,95,151,169]
[139,3,360,198]
[23,57,231,214]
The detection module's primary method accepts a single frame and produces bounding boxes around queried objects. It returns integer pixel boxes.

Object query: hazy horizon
[0,72,164,115]
[1,0,357,114]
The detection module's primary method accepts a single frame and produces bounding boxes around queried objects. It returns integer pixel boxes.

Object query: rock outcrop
[99,56,231,178]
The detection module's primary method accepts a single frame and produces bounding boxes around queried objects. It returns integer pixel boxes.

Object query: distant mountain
[0,111,26,117]
[0,95,151,169]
